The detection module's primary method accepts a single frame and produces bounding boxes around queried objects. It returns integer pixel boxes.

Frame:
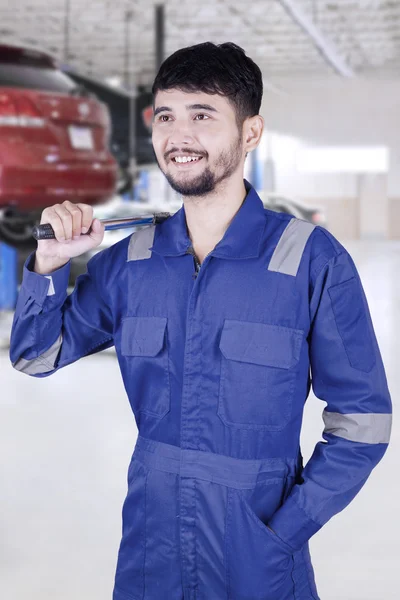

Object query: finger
[63,201,83,239]
[76,203,94,234]
[44,207,69,242]
[53,204,73,241]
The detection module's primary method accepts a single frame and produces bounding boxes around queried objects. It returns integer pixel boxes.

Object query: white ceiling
[1,0,399,88]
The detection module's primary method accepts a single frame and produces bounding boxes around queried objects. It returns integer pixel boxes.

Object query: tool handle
[31,223,56,240]
[31,212,171,240]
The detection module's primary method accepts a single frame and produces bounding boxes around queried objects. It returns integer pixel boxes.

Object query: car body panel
[0,45,117,212]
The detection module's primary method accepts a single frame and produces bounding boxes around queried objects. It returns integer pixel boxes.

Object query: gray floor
[0,241,398,599]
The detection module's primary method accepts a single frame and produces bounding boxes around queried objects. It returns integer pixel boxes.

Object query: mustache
[164,148,207,161]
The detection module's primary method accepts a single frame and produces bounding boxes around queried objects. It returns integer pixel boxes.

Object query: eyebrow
[153,103,218,117]
[153,106,171,117]
[187,103,218,113]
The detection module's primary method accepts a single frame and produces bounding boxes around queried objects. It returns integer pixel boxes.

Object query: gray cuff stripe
[13,333,63,375]
[323,410,392,444]
[268,218,315,276]
[127,225,156,262]
[45,275,55,296]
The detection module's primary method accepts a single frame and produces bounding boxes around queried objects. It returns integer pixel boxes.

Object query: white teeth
[174,156,201,163]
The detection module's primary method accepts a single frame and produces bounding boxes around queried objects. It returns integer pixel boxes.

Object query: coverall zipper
[180,244,215,596]
[186,245,204,279]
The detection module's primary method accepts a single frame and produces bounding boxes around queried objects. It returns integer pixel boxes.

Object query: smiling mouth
[171,156,203,165]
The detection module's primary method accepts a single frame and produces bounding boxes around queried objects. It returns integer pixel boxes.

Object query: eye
[157,115,171,122]
[194,113,209,121]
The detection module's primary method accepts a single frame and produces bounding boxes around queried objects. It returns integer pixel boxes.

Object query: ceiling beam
[277,0,354,77]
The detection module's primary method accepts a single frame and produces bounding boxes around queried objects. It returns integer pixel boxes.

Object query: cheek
[151,132,166,160]
[200,127,231,151]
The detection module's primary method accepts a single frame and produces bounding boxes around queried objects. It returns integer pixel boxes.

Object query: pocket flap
[121,316,167,356]
[219,320,303,369]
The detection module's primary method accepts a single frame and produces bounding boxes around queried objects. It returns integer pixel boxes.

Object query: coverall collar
[151,179,267,259]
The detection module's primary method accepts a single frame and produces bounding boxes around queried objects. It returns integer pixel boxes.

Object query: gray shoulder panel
[127,225,156,262]
[13,333,63,375]
[268,218,316,276]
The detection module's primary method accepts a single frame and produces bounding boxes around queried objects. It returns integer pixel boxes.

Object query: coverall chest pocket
[218,320,303,431]
[121,316,170,419]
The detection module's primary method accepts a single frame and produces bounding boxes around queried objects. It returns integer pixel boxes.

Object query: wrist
[34,253,69,275]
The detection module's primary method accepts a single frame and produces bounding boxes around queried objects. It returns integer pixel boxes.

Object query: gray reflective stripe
[13,333,63,375]
[323,410,392,444]
[45,275,55,296]
[268,218,315,276]
[127,225,156,262]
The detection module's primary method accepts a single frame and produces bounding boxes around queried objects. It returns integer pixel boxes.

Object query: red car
[0,44,117,248]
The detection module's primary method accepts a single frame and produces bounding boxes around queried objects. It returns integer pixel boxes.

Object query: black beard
[165,165,215,196]
[158,138,243,197]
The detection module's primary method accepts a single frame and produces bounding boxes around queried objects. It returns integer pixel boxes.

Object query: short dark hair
[152,42,263,127]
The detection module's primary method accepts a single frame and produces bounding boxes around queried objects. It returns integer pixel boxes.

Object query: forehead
[154,89,235,115]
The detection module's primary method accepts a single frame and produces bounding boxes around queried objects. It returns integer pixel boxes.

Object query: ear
[243,115,264,153]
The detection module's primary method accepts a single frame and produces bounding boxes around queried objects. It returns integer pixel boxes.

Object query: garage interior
[0,1,398,599]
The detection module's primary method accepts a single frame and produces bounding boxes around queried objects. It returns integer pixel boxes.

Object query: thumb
[89,218,104,241]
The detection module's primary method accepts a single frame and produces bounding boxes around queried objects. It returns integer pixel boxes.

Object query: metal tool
[31,212,171,241]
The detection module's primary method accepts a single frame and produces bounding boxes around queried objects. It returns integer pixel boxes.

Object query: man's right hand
[34,200,105,274]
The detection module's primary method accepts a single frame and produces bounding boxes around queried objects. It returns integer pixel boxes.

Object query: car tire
[0,211,38,250]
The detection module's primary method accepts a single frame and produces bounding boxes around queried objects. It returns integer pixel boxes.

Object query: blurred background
[0,1,399,598]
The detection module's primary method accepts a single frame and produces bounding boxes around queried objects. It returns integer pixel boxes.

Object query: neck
[182,174,247,260]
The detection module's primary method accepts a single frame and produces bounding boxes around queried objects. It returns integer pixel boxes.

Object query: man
[10,42,392,600]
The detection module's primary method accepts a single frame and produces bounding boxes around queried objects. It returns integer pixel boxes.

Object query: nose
[169,121,195,146]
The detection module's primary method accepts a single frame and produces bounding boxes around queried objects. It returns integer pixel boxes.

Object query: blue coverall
[10,180,392,600]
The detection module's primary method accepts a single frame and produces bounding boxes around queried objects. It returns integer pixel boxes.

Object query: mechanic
[10,42,392,600]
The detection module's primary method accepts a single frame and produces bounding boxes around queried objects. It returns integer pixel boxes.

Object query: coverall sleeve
[268,248,392,551]
[9,249,114,377]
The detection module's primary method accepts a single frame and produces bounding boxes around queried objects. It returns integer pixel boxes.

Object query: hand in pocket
[225,488,293,599]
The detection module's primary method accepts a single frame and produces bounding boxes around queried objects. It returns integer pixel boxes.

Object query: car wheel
[0,211,38,250]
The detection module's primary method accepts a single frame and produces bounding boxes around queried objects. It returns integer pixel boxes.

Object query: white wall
[265,132,359,199]
[260,77,400,239]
